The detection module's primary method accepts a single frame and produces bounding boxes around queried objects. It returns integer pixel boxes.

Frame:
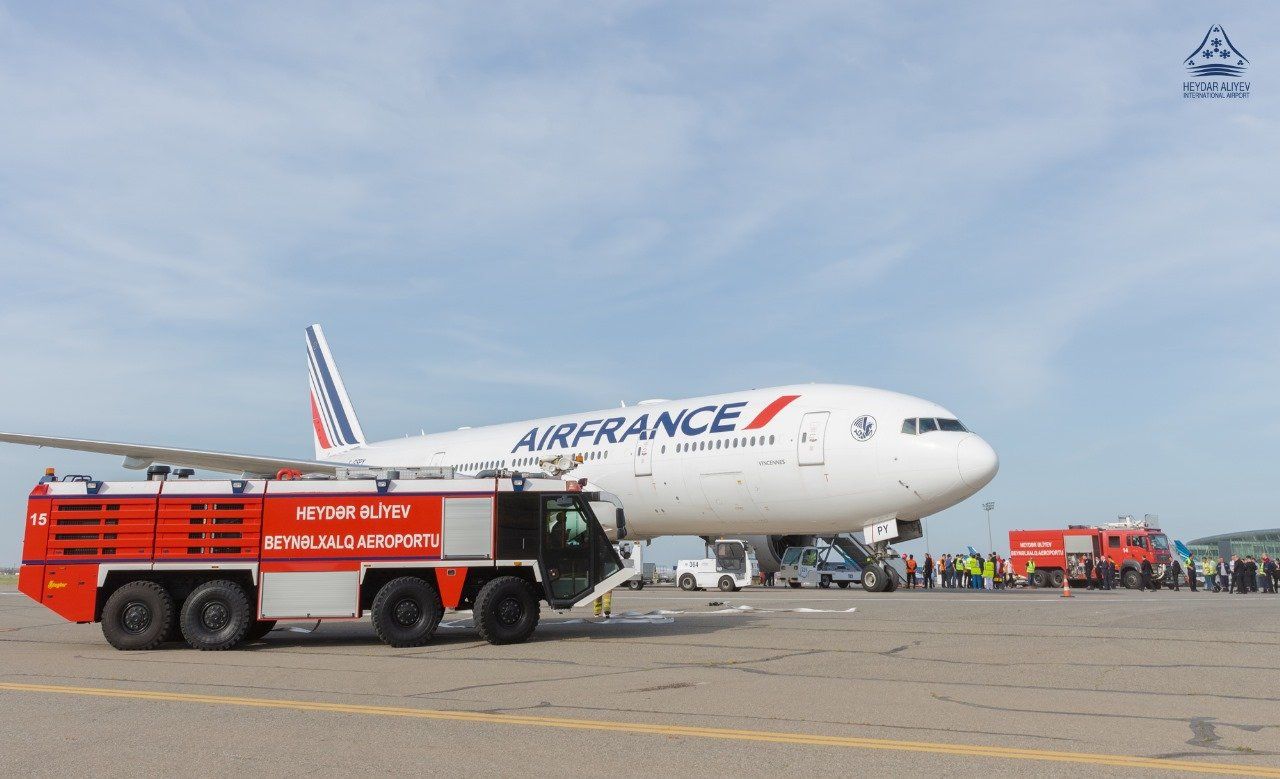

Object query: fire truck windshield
[1150,534,1169,550]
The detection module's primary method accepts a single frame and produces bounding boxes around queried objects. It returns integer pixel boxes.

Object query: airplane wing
[0,432,342,477]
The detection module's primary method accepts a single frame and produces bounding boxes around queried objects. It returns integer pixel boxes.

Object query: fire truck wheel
[1048,569,1065,589]
[474,576,540,645]
[718,576,735,592]
[181,580,252,651]
[101,581,174,651]
[1030,570,1048,588]
[679,574,698,591]
[1121,569,1141,590]
[371,577,444,648]
[245,620,278,642]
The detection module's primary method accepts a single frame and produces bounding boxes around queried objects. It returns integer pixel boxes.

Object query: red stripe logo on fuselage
[743,394,800,430]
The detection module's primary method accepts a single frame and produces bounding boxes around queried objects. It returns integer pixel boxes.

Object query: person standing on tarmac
[1217,557,1228,593]
[905,554,917,589]
[923,554,934,590]
[1264,556,1277,594]
[593,590,612,619]
[1140,558,1154,591]
[1093,557,1105,590]
[982,555,995,590]
[1170,558,1182,591]
[1187,555,1198,592]
[1206,557,1218,592]
[1228,555,1240,593]
[954,555,965,588]
[1026,558,1037,587]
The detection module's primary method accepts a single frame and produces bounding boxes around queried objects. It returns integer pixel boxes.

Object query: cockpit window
[903,417,968,434]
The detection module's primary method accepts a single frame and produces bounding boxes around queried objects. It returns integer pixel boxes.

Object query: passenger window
[919,418,938,433]
[901,419,917,434]
[750,436,757,446]
[769,435,775,444]
[801,433,808,443]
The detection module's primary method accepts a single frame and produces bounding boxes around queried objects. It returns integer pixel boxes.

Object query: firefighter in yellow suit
[594,591,612,619]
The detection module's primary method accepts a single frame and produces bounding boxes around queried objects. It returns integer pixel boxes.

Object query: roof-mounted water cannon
[538,454,579,477]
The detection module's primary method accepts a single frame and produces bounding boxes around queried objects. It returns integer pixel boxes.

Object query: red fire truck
[19,466,630,650]
[1008,517,1172,589]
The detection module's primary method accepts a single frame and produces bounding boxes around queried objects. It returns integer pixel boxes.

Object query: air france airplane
[0,325,997,585]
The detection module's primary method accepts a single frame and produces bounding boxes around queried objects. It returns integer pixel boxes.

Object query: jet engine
[734,534,819,574]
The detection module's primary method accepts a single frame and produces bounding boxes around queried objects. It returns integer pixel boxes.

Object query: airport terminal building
[1186,529,1280,561]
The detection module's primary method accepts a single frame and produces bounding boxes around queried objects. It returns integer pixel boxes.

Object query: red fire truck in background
[1008,516,1173,589]
[19,466,630,650]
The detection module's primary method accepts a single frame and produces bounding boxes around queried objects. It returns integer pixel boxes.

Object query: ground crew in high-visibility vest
[982,556,995,590]
[967,555,981,589]
[593,591,612,619]
[1026,559,1037,586]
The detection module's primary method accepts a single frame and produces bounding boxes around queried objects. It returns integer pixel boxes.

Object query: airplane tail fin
[306,324,366,457]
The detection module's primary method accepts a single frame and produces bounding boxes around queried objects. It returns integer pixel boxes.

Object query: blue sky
[1,2,1277,566]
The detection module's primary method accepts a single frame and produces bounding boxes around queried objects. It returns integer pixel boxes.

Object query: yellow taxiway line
[2,681,1277,776]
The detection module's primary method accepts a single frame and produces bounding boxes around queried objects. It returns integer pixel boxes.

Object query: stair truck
[18,466,631,650]
[1008,516,1172,589]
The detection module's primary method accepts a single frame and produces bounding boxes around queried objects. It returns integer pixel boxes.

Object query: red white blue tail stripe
[306,324,366,455]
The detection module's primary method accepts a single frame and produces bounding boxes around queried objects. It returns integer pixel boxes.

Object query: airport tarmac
[1,582,1278,777]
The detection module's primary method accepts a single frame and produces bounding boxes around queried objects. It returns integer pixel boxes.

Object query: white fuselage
[317,384,998,540]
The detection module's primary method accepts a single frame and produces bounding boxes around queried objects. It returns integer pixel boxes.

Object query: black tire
[371,576,443,648]
[1049,569,1065,589]
[245,620,278,642]
[1030,570,1048,588]
[1122,569,1141,590]
[180,580,251,651]
[625,579,645,591]
[474,576,540,645]
[861,565,887,593]
[885,571,898,592]
[101,581,174,651]
[718,576,735,592]
[819,575,832,589]
[788,580,802,589]
[837,580,850,589]
[679,574,697,591]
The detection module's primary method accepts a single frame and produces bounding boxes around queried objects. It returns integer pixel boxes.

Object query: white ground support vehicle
[616,540,656,590]
[777,543,860,589]
[676,539,756,592]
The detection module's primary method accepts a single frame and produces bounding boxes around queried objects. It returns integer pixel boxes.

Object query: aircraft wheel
[861,565,887,593]
[885,572,898,592]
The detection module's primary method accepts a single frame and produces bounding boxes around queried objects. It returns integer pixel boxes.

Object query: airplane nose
[957,436,999,489]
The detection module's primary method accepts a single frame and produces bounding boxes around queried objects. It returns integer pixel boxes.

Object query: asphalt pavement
[2,581,1278,777]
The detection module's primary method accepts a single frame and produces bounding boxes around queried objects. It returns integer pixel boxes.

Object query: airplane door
[430,451,446,465]
[798,412,829,466]
[634,435,653,477]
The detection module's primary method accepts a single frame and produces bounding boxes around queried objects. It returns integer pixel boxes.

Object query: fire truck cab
[19,467,631,650]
